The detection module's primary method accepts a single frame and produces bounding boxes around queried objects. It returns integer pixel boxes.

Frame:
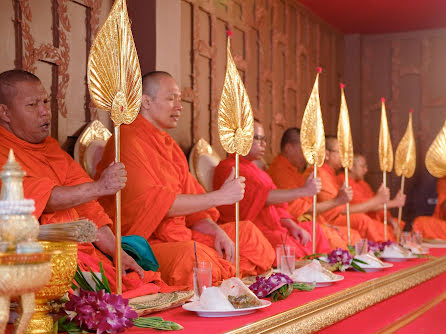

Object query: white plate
[380,255,417,262]
[182,299,271,317]
[294,274,344,287]
[354,262,393,272]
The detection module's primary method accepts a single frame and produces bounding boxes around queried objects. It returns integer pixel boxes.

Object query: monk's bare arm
[386,190,406,209]
[44,162,126,212]
[166,168,245,218]
[265,175,321,206]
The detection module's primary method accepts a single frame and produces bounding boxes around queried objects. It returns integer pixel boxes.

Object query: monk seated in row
[413,176,446,240]
[314,136,396,241]
[96,71,275,288]
[0,69,169,297]
[267,127,362,249]
[213,119,331,260]
[337,154,406,236]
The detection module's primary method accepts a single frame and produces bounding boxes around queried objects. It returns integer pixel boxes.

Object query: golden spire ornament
[394,110,416,241]
[217,30,254,278]
[378,98,393,241]
[300,67,325,254]
[337,83,353,245]
[425,120,446,178]
[87,0,142,294]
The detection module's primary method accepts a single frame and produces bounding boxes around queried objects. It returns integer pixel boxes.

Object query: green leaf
[133,317,183,330]
[302,253,326,260]
[347,244,355,254]
[351,261,365,272]
[99,262,112,293]
[87,265,108,292]
[293,282,315,291]
[74,266,94,291]
[353,258,368,264]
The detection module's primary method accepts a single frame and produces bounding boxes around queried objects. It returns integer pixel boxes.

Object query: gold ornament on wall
[425,120,446,178]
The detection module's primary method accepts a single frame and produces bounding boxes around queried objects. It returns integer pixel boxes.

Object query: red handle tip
[381,97,386,103]
[409,109,413,113]
[316,67,322,73]
[226,30,233,37]
[340,83,345,89]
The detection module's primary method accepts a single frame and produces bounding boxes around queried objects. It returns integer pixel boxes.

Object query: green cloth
[121,235,159,272]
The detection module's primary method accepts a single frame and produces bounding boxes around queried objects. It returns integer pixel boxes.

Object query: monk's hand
[97,162,127,196]
[290,223,311,246]
[393,190,406,208]
[302,174,321,196]
[376,184,390,205]
[389,218,401,235]
[121,250,144,279]
[217,167,246,205]
[336,184,352,204]
[214,229,235,263]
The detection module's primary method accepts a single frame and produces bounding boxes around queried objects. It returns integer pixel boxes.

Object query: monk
[315,136,395,241]
[338,154,406,236]
[213,120,331,259]
[413,176,446,240]
[267,127,362,248]
[96,71,274,288]
[0,69,169,298]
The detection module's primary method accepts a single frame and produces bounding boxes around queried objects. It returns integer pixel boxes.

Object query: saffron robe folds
[317,163,395,241]
[267,154,361,248]
[413,177,446,240]
[213,155,331,260]
[96,116,274,288]
[0,126,167,298]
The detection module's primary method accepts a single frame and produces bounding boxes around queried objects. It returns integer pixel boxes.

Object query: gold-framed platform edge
[226,255,446,334]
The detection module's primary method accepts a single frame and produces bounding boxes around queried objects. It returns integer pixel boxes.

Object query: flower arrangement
[55,264,183,333]
[367,240,395,256]
[306,248,367,272]
[249,273,314,302]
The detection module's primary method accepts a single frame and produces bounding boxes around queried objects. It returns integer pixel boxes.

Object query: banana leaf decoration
[87,0,142,126]
[337,83,354,169]
[217,37,254,156]
[426,120,446,178]
[300,68,325,167]
[86,0,142,294]
[378,98,393,172]
[395,111,416,178]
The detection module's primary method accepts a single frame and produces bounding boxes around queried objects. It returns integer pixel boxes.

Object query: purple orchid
[249,273,293,298]
[327,248,353,266]
[65,289,138,333]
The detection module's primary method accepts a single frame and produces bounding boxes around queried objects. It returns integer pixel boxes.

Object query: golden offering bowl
[0,252,52,334]
[24,241,78,334]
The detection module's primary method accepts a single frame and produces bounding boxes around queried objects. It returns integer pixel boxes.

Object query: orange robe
[96,115,274,288]
[316,163,394,241]
[413,177,446,240]
[267,154,361,248]
[0,126,168,299]
[213,154,331,261]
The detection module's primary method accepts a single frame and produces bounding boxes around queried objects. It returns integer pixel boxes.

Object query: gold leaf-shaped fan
[426,120,446,178]
[217,38,254,156]
[395,111,416,178]
[337,84,354,169]
[300,69,325,167]
[378,98,393,172]
[87,0,142,126]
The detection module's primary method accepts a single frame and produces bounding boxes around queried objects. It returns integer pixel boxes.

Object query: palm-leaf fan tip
[337,83,354,169]
[426,120,446,178]
[87,0,142,126]
[217,37,254,156]
[395,111,416,178]
[300,68,325,167]
[378,98,393,172]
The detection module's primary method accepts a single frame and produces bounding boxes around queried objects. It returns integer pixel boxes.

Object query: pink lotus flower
[65,289,137,333]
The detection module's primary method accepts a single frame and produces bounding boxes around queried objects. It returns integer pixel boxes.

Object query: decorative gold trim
[376,291,446,334]
[226,255,446,334]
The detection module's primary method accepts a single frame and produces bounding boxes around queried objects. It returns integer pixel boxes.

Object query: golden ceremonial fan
[300,68,325,254]
[87,0,142,294]
[337,83,353,245]
[394,110,416,240]
[217,31,254,278]
[425,120,446,178]
[378,98,393,241]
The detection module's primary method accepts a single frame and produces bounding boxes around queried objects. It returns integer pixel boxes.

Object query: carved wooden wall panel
[11,0,108,149]
[179,0,343,161]
[347,29,446,222]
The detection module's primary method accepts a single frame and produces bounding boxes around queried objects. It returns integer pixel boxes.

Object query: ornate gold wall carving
[179,0,344,161]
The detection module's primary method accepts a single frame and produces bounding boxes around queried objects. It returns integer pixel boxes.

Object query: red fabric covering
[396,298,446,334]
[127,248,446,334]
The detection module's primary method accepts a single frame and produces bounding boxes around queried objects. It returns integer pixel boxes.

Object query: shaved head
[280,127,300,151]
[325,135,338,151]
[142,71,173,100]
[0,70,40,106]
